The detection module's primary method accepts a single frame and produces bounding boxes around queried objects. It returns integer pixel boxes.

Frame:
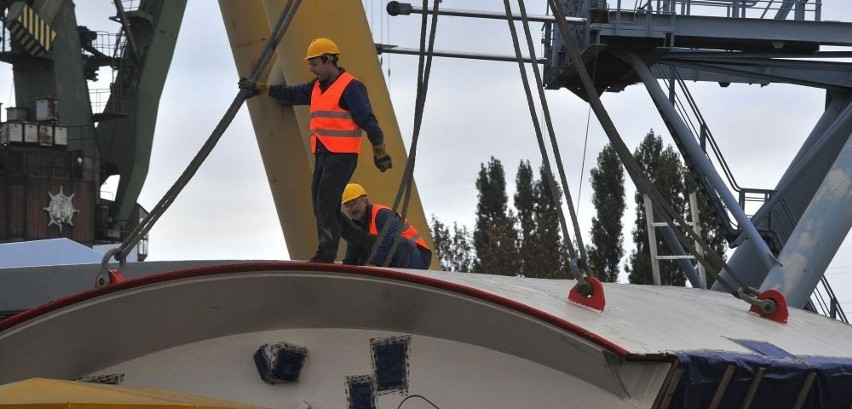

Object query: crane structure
[3,2,852,408]
[0,0,186,259]
[217,0,433,263]
[0,0,435,266]
[539,0,852,310]
[382,0,852,315]
[0,0,850,305]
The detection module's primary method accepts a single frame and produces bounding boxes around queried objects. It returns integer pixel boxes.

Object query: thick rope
[502,0,588,280]
[98,0,302,281]
[373,0,441,267]
[545,0,768,305]
[516,0,590,264]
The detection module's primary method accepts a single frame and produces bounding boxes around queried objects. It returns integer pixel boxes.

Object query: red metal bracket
[749,289,788,324]
[108,269,126,285]
[568,276,605,311]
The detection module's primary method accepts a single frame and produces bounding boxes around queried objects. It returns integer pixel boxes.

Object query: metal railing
[599,0,822,20]
[657,68,846,323]
[811,275,848,323]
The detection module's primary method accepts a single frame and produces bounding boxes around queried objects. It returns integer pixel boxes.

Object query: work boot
[309,252,334,263]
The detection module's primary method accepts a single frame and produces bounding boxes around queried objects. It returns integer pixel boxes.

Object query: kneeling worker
[340,183,432,269]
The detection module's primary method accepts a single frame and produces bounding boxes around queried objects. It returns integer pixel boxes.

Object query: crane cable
[372,0,441,267]
[377,0,438,267]
[576,54,599,207]
[545,0,776,314]
[96,0,303,285]
[502,0,590,282]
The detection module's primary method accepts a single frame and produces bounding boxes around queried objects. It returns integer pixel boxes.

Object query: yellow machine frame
[219,0,436,267]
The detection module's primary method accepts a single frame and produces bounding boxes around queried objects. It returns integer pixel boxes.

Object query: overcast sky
[6,1,852,310]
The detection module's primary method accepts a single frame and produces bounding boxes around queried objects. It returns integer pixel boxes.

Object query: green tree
[513,161,565,278]
[430,215,475,272]
[473,157,520,275]
[430,215,452,271]
[449,222,475,272]
[587,143,626,283]
[514,160,537,276]
[531,165,564,278]
[626,130,688,285]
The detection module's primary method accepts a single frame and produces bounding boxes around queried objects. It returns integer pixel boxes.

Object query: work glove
[238,77,269,97]
[373,143,392,172]
[341,217,377,266]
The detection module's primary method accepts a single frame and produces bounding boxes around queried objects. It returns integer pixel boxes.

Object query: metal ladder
[662,67,847,322]
[644,192,707,287]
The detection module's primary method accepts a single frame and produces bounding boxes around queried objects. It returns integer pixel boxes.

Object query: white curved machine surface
[1,263,851,408]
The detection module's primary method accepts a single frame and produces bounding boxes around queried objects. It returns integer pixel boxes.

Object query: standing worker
[340,183,432,269]
[239,38,392,263]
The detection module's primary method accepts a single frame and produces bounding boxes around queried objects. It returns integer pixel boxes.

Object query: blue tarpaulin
[670,340,852,408]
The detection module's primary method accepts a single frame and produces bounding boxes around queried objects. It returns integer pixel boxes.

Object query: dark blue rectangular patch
[253,342,308,384]
[273,346,307,382]
[371,336,410,393]
[347,375,376,409]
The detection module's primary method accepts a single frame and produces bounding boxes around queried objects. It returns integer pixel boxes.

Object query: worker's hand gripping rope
[238,77,269,97]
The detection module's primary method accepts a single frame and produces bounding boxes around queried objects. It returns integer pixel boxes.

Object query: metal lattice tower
[543,0,852,318]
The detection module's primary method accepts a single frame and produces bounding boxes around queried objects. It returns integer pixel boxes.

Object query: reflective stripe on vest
[309,72,362,153]
[368,204,430,250]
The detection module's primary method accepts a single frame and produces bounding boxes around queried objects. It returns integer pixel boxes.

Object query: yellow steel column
[219,0,316,260]
[220,0,437,268]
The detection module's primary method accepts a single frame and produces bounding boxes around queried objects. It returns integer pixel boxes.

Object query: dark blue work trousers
[311,152,358,261]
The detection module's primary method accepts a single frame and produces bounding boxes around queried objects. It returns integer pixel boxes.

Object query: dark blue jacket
[343,204,429,269]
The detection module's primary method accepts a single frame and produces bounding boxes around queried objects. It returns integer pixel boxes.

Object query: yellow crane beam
[219,0,436,267]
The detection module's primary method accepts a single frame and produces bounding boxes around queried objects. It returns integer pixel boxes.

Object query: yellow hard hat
[305,37,340,60]
[342,183,367,204]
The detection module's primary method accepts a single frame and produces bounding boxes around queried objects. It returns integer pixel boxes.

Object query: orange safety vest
[309,72,363,153]
[368,204,430,250]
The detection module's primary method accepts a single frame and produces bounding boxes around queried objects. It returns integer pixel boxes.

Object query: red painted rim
[0,262,631,357]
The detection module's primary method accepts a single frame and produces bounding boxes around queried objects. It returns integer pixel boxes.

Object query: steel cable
[545,0,766,303]
[502,0,589,280]
[372,0,441,267]
[98,0,302,283]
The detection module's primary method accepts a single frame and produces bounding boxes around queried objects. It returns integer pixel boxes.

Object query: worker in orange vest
[239,38,391,263]
[340,183,432,269]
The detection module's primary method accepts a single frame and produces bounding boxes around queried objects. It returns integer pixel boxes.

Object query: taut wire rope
[516,0,590,264]
[372,0,441,267]
[503,0,589,280]
[97,0,303,283]
[576,54,599,208]
[546,0,776,314]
